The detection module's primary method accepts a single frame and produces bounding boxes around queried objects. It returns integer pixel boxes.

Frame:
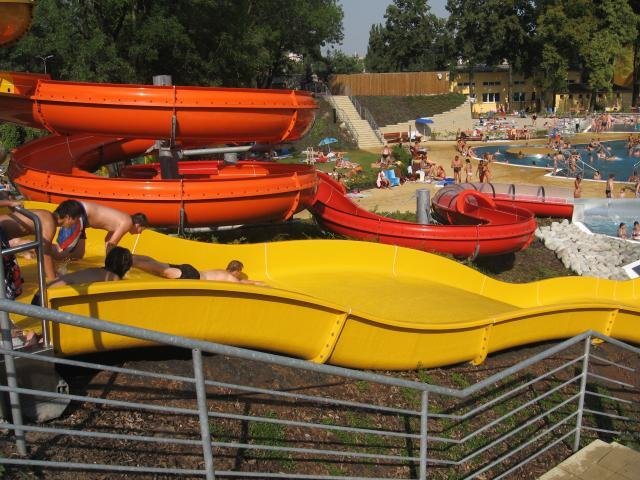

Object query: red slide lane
[450,183,574,219]
[310,173,537,257]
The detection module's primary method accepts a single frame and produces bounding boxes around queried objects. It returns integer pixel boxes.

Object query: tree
[323,49,364,75]
[536,0,637,110]
[0,0,344,87]
[365,0,452,73]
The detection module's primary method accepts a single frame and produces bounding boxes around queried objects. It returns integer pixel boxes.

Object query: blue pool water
[475,140,640,181]
[575,200,640,237]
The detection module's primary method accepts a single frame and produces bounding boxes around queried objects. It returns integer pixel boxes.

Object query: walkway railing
[0,298,638,479]
[344,86,385,144]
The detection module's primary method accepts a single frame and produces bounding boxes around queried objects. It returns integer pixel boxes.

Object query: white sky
[334,0,449,56]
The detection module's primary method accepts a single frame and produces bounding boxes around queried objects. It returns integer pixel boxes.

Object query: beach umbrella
[318,137,338,153]
[415,117,434,124]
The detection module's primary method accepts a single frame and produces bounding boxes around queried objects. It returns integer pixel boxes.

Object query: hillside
[355,93,466,127]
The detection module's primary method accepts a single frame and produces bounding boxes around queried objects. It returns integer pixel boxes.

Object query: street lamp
[36,54,54,74]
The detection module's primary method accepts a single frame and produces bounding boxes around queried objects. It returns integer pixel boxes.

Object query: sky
[335,0,449,57]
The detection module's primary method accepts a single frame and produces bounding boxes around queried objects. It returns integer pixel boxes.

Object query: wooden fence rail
[329,72,452,96]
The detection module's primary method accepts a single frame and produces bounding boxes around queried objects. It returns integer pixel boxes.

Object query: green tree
[365,0,452,73]
[0,0,344,87]
[323,49,364,75]
[536,0,637,110]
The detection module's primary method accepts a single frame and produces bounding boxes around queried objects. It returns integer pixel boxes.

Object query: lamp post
[36,54,54,74]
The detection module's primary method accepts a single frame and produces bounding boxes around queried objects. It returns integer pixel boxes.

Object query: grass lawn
[356,93,467,127]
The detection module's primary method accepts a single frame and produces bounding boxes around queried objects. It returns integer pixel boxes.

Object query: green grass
[249,412,295,469]
[451,373,471,389]
[356,93,467,127]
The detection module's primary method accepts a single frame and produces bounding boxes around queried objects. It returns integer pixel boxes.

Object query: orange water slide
[1,71,319,226]
[0,72,317,143]
[9,134,318,227]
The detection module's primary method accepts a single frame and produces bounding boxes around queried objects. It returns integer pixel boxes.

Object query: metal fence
[0,298,638,479]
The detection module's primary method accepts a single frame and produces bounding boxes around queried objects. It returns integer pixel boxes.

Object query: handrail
[344,85,385,144]
[0,294,638,479]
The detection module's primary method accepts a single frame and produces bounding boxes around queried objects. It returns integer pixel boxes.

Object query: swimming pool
[475,140,640,181]
[573,199,640,237]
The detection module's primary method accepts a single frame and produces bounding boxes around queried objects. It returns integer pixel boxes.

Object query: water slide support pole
[151,75,180,180]
[417,189,431,224]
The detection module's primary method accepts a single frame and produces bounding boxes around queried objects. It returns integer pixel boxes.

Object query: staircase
[379,98,474,140]
[326,95,384,149]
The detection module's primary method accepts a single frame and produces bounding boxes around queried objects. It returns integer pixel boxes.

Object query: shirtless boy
[133,255,264,285]
[605,174,615,198]
[53,200,147,259]
[451,155,462,184]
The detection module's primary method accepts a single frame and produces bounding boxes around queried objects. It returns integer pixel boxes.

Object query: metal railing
[344,86,385,144]
[0,297,638,479]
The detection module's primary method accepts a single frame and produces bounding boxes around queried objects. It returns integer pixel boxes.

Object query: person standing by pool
[451,155,462,184]
[605,174,615,198]
[632,221,640,240]
[464,158,473,183]
[573,174,582,199]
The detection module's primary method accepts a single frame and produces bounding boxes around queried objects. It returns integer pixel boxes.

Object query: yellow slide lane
[11,202,640,370]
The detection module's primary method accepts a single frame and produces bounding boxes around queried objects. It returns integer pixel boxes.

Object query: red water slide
[310,173,537,257]
[1,71,318,227]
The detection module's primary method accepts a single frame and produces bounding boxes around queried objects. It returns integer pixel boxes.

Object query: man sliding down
[132,255,265,285]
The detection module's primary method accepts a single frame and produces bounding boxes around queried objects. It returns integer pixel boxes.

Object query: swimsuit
[169,263,200,279]
[57,204,88,251]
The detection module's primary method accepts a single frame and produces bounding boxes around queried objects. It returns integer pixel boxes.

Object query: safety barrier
[0,299,638,479]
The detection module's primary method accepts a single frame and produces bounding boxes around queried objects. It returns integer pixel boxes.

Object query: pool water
[576,200,640,237]
[580,215,637,237]
[475,140,640,181]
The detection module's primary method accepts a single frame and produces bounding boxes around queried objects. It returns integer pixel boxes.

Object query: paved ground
[538,440,640,480]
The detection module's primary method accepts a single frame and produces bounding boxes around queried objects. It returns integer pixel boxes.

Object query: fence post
[0,260,26,455]
[192,348,216,480]
[419,390,429,480]
[573,335,591,452]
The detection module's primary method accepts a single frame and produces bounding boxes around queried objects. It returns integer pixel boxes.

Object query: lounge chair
[386,169,401,187]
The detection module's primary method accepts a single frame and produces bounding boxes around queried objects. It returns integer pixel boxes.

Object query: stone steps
[327,95,383,148]
[539,440,640,480]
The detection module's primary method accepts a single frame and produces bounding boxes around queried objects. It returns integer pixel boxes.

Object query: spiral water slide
[310,173,537,257]
[0,71,318,226]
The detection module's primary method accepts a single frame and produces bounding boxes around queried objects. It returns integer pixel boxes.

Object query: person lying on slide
[132,255,265,285]
[31,246,133,306]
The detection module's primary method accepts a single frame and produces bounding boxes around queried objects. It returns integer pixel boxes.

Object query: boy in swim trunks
[53,200,147,260]
[31,246,133,306]
[132,255,264,285]
[605,174,615,198]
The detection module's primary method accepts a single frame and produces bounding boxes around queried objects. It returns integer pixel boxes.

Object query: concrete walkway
[538,440,640,479]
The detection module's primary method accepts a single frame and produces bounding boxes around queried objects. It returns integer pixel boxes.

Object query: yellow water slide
[12,202,640,371]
